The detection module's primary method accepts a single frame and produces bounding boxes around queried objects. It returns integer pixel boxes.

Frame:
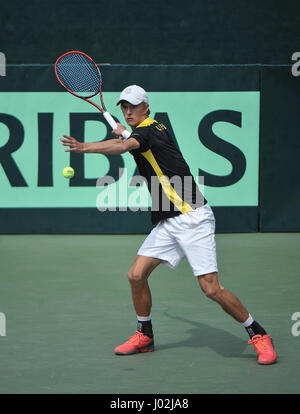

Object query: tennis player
[60,85,277,365]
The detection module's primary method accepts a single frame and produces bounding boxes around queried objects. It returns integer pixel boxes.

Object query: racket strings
[56,53,101,98]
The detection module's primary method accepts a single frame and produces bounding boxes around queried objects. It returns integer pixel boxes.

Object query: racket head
[55,51,102,99]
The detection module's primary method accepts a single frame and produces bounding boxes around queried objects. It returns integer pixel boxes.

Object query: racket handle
[103,111,117,129]
[121,130,131,139]
[103,111,131,139]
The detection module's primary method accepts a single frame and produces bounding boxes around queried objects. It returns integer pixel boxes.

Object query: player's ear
[143,103,150,115]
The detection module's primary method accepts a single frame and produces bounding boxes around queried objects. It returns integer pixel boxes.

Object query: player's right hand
[112,123,126,138]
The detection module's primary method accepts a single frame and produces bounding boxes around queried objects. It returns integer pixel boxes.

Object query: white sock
[242,314,254,327]
[137,315,151,322]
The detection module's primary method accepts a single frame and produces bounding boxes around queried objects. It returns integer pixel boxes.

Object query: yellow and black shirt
[129,117,207,224]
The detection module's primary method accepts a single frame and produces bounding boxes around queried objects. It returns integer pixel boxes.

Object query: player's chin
[126,118,136,127]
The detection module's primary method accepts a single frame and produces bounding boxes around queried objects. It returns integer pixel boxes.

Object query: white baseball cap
[116,85,149,106]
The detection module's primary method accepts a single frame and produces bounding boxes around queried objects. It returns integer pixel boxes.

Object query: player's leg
[114,221,183,356]
[127,254,161,318]
[170,204,277,364]
[197,272,249,322]
[197,272,277,364]
[114,255,161,355]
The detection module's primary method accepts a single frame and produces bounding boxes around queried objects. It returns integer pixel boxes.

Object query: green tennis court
[0,233,299,394]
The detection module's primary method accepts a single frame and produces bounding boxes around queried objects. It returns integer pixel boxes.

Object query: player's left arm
[60,134,140,154]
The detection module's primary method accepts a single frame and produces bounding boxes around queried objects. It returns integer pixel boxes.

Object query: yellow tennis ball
[62,166,74,179]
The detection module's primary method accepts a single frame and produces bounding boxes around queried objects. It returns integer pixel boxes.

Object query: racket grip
[103,111,131,139]
[121,130,131,139]
[103,111,117,129]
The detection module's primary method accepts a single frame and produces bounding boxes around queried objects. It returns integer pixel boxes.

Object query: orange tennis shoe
[114,331,154,355]
[248,334,277,365]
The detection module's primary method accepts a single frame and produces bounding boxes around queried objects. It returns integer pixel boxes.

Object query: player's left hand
[60,135,84,153]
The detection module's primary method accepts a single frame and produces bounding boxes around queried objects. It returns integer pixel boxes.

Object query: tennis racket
[55,51,131,139]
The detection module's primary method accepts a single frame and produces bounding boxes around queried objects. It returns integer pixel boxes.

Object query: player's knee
[200,283,222,301]
[203,286,218,300]
[198,273,223,301]
[127,269,145,284]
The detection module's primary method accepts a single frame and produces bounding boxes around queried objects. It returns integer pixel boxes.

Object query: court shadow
[157,312,252,359]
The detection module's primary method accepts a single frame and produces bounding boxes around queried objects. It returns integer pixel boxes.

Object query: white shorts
[138,203,218,277]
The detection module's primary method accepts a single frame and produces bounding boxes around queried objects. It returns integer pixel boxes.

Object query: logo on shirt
[155,123,167,131]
